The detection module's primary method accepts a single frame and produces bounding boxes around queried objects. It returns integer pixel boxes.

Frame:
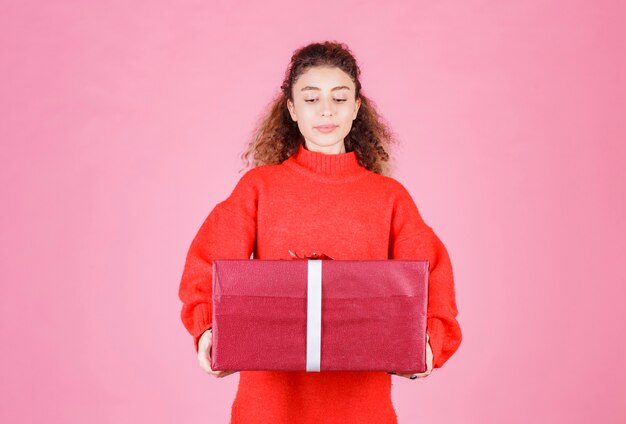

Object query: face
[287,66,361,154]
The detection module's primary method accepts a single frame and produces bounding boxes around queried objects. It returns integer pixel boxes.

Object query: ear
[287,99,297,122]
[353,97,361,120]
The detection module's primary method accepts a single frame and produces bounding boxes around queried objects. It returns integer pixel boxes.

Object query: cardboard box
[211,258,429,373]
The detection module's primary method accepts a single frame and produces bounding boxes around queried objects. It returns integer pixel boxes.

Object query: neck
[304,140,346,155]
[282,143,369,181]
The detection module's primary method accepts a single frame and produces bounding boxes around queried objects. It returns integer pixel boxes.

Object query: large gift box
[211,255,429,373]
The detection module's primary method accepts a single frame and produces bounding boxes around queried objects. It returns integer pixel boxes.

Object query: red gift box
[211,256,429,373]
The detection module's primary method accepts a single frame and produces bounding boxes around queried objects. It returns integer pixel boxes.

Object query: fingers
[411,369,432,378]
[391,371,431,379]
[197,329,238,378]
[387,333,434,379]
[197,341,218,376]
[216,370,237,378]
[199,355,236,378]
[426,333,434,372]
[197,329,219,376]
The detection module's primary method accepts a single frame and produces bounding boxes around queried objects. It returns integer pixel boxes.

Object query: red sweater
[179,144,462,423]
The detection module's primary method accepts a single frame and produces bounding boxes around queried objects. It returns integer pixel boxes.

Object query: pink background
[1,1,625,423]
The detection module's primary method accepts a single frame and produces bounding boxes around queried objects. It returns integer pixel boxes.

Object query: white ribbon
[306,260,322,371]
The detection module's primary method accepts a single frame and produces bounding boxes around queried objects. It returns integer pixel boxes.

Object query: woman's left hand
[391,333,434,379]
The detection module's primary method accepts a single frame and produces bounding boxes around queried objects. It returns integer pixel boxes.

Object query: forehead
[294,66,354,91]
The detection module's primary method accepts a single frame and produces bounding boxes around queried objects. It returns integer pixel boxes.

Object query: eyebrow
[300,85,351,92]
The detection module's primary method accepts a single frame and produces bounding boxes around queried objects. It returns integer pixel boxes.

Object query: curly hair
[239,40,399,176]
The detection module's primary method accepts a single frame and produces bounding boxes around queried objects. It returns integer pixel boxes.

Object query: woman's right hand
[197,329,237,378]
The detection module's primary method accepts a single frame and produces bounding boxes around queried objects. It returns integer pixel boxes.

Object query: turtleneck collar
[282,144,370,183]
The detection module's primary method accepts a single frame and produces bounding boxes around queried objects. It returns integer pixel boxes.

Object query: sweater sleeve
[178,170,258,353]
[388,184,462,369]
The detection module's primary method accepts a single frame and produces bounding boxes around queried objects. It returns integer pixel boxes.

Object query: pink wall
[1,1,625,423]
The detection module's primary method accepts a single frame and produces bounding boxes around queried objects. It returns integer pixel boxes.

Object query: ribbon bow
[288,250,334,260]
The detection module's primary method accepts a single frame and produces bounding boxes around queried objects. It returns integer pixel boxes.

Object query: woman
[179,40,462,423]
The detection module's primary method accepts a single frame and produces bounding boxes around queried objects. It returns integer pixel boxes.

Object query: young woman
[179,40,462,423]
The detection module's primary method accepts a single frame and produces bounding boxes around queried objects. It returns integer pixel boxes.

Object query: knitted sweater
[178,144,462,423]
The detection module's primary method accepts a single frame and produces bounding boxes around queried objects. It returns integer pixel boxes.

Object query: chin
[310,139,343,149]
[310,134,348,146]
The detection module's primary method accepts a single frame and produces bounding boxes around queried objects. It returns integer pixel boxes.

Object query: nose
[320,97,335,116]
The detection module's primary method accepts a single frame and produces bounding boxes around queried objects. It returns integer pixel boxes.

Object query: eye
[304,99,348,103]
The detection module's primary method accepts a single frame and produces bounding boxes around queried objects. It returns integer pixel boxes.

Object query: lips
[315,125,338,133]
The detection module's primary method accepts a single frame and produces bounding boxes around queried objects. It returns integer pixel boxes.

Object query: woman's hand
[390,333,434,379]
[197,329,238,378]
